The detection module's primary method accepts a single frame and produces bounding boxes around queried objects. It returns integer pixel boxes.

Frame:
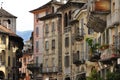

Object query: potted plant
[99,44,109,50]
[86,38,100,58]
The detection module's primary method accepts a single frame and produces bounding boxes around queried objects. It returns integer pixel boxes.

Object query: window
[36,57,38,64]
[8,19,11,24]
[69,10,72,20]
[76,51,79,60]
[45,41,49,50]
[52,6,54,13]
[106,29,109,44]
[113,2,115,12]
[64,13,68,27]
[36,14,39,19]
[52,22,55,32]
[52,58,55,66]
[45,24,49,33]
[65,37,69,47]
[46,59,48,67]
[103,32,105,44]
[8,56,10,66]
[88,28,94,34]
[52,39,55,49]
[1,35,6,44]
[64,56,69,68]
[80,19,84,35]
[36,41,39,52]
[36,27,39,37]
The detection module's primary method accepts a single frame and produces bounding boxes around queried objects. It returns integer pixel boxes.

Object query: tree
[87,69,103,80]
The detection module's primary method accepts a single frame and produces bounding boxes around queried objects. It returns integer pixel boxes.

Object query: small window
[52,6,54,13]
[46,59,48,67]
[36,41,39,52]
[45,41,49,50]
[52,58,55,66]
[36,27,39,37]
[45,24,49,33]
[65,37,69,47]
[52,22,55,32]
[52,39,55,49]
[64,56,69,68]
[8,19,11,24]
[8,56,10,66]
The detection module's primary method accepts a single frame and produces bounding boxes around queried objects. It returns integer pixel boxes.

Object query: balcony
[73,52,85,66]
[64,26,71,33]
[99,46,120,64]
[27,63,42,73]
[107,10,120,28]
[19,73,26,79]
[89,51,101,62]
[87,15,106,33]
[75,34,84,41]
[42,67,59,73]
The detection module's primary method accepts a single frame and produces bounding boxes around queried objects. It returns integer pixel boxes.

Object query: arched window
[69,10,72,20]
[64,13,68,27]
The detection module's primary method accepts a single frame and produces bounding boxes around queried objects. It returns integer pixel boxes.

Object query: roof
[39,13,61,20]
[0,7,17,18]
[57,1,85,11]
[0,25,22,39]
[30,0,63,13]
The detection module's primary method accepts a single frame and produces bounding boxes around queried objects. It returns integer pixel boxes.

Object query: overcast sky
[2,0,51,31]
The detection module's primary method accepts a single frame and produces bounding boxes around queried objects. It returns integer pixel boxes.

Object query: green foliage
[87,69,103,80]
[106,71,120,80]
[86,38,100,54]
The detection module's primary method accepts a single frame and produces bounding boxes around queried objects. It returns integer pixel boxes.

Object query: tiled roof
[0,7,17,18]
[0,25,20,38]
[57,1,85,11]
[39,13,61,20]
[30,0,63,13]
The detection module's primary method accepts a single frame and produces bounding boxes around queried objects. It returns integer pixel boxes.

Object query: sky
[2,0,51,31]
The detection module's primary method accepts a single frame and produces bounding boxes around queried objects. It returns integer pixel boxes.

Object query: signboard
[95,0,110,12]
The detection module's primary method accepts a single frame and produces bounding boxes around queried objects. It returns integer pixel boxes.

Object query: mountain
[16,30,32,42]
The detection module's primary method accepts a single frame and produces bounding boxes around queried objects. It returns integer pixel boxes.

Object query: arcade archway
[0,71,5,79]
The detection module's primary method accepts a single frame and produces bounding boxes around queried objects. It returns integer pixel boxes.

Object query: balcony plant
[87,69,103,80]
[99,44,109,51]
[86,38,100,57]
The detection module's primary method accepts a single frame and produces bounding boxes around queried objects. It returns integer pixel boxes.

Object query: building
[87,0,120,79]
[0,7,23,80]
[39,0,63,80]
[19,39,33,80]
[0,25,23,80]
[58,0,85,80]
[0,7,17,33]
[28,0,52,79]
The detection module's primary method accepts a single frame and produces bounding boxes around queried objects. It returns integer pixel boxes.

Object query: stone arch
[0,71,5,79]
[65,77,71,80]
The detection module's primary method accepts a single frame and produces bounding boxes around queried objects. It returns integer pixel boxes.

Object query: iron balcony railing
[42,66,59,73]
